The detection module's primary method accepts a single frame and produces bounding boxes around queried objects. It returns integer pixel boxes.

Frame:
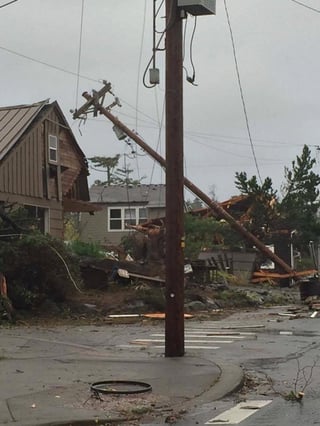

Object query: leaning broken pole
[73,83,295,277]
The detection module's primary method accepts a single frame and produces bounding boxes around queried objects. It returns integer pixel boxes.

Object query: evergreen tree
[89,155,144,186]
[280,145,320,246]
[234,172,278,236]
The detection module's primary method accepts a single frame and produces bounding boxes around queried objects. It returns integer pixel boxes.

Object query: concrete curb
[2,359,244,426]
[181,360,245,411]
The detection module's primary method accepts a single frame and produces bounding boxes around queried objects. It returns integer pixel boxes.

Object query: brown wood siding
[49,204,63,238]
[59,128,86,198]
[0,102,90,239]
[0,127,44,198]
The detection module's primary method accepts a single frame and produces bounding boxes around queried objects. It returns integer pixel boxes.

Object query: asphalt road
[171,307,320,426]
[1,304,320,425]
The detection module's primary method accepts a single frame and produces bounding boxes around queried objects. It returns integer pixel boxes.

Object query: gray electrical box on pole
[177,0,216,15]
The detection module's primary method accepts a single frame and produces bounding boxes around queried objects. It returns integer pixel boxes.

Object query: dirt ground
[5,278,302,327]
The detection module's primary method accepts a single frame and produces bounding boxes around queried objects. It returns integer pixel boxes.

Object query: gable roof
[90,184,166,207]
[0,100,48,161]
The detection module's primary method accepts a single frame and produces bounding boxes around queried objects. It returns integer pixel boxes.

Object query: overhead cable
[223,0,263,184]
[0,44,98,82]
[75,0,85,108]
[0,0,18,9]
[289,0,320,13]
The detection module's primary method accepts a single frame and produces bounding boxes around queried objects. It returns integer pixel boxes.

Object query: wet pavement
[0,321,243,425]
[1,303,320,425]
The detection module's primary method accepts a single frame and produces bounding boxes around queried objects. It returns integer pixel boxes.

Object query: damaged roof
[190,195,252,220]
[90,184,166,207]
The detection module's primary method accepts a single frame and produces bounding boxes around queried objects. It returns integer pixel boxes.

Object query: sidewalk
[0,327,244,425]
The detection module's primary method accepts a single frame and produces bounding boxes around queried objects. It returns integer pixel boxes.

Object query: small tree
[89,155,121,186]
[89,154,145,186]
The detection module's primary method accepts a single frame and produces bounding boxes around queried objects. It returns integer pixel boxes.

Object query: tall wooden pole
[165,0,185,357]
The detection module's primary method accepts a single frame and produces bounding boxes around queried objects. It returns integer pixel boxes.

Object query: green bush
[68,240,105,258]
[0,233,83,309]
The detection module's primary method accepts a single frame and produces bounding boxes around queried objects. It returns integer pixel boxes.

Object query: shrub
[0,233,83,309]
[68,240,105,258]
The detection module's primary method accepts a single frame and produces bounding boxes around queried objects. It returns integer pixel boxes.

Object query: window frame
[48,134,58,163]
[108,206,148,231]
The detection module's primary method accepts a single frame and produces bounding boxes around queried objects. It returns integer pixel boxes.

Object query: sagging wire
[147,92,166,190]
[48,244,83,293]
[187,15,198,85]
[0,0,18,8]
[289,0,320,13]
[142,0,175,89]
[122,154,134,228]
[0,233,83,294]
[223,0,263,184]
[142,29,165,89]
[155,0,165,30]
[75,0,85,109]
[0,44,99,83]
[182,15,198,86]
[136,0,148,130]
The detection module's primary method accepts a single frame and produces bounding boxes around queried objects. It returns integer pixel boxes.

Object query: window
[138,208,148,224]
[108,206,148,231]
[124,208,136,226]
[109,208,122,230]
[48,135,58,162]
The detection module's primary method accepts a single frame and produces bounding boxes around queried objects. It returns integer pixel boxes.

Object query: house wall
[0,192,63,238]
[0,106,88,240]
[148,207,165,220]
[59,127,89,200]
[79,210,108,244]
[79,205,166,246]
[79,208,131,246]
[0,125,44,198]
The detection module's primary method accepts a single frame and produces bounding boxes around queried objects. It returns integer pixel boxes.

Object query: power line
[0,0,18,9]
[75,0,85,108]
[0,44,99,82]
[223,0,263,184]
[289,0,320,13]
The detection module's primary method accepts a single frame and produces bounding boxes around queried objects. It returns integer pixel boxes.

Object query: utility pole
[165,0,185,357]
[74,91,295,277]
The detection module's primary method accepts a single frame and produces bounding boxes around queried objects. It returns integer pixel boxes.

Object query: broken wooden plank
[252,269,317,281]
[128,272,165,283]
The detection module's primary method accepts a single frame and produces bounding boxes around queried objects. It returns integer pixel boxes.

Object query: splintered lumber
[252,269,317,283]
[128,272,165,284]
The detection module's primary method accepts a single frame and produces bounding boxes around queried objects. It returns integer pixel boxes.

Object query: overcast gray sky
[1,0,320,201]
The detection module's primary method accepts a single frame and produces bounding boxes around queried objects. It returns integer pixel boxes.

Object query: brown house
[0,99,96,238]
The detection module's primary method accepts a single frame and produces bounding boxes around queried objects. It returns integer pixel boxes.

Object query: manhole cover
[91,380,152,395]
